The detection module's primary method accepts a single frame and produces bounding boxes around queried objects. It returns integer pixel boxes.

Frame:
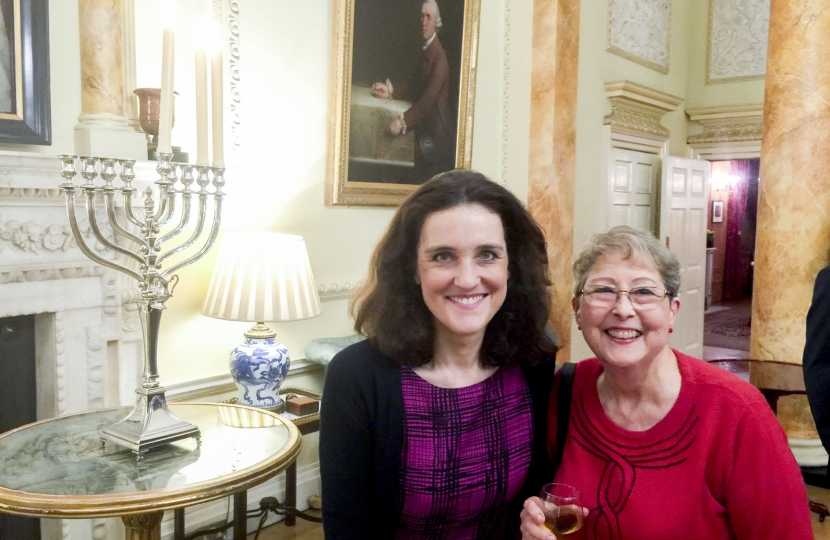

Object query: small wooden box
[286,396,319,416]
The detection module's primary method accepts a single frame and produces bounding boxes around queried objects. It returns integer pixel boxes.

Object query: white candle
[210,22,224,168]
[195,47,209,166]
[158,6,176,155]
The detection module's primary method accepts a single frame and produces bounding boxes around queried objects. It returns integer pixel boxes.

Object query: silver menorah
[57,152,225,455]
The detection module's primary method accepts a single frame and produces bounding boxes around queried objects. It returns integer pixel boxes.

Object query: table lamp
[201,232,323,409]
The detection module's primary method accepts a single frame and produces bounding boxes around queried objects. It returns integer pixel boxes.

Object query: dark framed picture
[0,0,50,145]
[326,0,481,206]
[712,200,724,223]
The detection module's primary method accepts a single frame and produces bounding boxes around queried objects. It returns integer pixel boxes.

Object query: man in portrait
[371,0,455,178]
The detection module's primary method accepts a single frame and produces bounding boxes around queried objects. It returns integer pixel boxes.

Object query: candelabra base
[102,386,201,456]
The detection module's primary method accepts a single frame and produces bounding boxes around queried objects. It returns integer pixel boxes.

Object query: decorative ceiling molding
[227,0,242,157]
[213,0,242,160]
[688,123,763,144]
[607,0,671,73]
[686,103,763,145]
[605,108,670,139]
[707,0,769,83]
[316,276,363,302]
[604,81,682,140]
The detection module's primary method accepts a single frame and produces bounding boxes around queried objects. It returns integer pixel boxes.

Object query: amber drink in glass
[540,483,582,535]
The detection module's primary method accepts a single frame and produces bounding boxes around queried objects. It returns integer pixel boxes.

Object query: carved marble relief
[0,210,113,257]
[607,0,671,73]
[213,0,242,158]
[708,0,769,82]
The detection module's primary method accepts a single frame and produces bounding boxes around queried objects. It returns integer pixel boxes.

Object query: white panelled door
[608,148,660,234]
[660,157,710,358]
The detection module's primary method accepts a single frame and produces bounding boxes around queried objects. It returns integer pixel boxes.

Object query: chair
[708,358,830,522]
[801,461,830,521]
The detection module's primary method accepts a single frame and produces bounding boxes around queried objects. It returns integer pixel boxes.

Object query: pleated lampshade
[201,232,322,322]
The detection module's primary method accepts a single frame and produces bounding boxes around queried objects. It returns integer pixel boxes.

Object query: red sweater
[548,352,812,540]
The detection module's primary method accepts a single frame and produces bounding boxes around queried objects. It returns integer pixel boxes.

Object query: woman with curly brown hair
[319,170,559,539]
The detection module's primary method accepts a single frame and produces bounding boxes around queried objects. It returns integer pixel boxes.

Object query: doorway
[702,159,760,360]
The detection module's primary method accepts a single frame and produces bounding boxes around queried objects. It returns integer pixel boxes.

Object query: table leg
[760,391,780,415]
[174,508,185,539]
[286,461,297,526]
[122,511,164,540]
[234,490,247,540]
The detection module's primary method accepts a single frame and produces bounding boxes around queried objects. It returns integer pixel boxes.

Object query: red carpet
[704,301,751,351]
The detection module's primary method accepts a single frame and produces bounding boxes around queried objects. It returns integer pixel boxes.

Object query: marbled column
[527,0,580,362]
[78,0,125,116]
[752,0,830,437]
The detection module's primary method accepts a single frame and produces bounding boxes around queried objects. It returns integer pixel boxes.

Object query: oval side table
[0,402,302,539]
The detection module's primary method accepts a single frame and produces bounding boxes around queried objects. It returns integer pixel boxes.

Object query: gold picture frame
[326,0,481,206]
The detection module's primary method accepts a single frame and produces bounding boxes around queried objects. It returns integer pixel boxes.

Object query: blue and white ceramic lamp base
[230,323,290,408]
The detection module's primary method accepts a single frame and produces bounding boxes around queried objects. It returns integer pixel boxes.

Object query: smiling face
[573,251,680,369]
[416,203,509,344]
[421,2,438,40]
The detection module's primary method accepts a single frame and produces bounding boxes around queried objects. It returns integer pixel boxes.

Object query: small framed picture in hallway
[712,201,724,223]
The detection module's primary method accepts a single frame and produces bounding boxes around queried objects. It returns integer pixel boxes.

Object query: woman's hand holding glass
[520,483,588,540]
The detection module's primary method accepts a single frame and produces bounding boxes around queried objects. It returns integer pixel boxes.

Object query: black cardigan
[804,266,830,452]
[319,340,557,539]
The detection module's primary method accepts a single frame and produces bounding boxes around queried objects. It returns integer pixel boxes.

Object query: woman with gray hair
[520,225,811,539]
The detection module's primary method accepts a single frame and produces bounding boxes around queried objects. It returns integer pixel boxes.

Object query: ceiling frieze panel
[707,0,769,83]
[607,0,670,73]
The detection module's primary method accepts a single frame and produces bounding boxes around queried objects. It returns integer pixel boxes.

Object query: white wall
[140,0,535,387]
[471,0,534,201]
[149,0,396,385]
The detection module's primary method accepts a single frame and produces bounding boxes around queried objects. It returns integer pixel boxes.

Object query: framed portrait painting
[0,0,50,145]
[326,0,481,206]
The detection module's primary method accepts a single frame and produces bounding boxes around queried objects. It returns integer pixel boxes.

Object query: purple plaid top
[395,363,533,539]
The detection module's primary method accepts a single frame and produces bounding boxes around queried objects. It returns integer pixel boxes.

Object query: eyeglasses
[579,285,671,308]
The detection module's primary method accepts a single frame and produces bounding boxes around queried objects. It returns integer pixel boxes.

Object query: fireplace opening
[0,314,41,539]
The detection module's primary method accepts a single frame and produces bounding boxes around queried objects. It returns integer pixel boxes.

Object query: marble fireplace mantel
[0,151,159,540]
[0,151,158,410]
